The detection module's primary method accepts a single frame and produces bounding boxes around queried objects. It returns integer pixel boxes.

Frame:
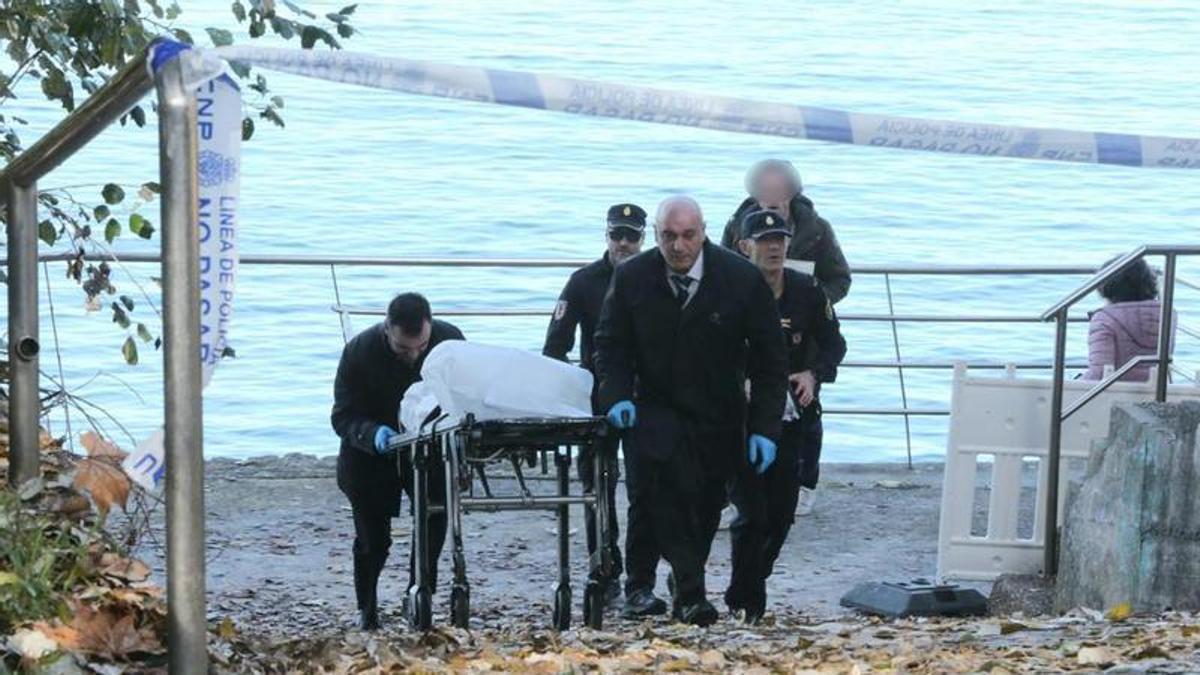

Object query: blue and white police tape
[214,46,1198,170]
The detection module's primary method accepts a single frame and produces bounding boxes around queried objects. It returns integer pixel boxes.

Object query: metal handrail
[331,304,1091,324]
[1040,244,1200,579]
[7,250,1104,275]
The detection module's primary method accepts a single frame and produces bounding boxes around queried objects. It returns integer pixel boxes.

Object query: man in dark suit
[543,202,647,605]
[594,195,788,626]
[331,292,465,630]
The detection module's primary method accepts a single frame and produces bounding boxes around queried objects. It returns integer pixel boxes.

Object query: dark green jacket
[720,194,852,304]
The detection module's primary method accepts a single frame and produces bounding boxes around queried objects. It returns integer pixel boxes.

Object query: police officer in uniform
[331,292,465,630]
[594,195,788,626]
[542,202,647,605]
[725,210,847,622]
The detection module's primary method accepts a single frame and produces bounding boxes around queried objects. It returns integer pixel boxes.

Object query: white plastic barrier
[937,363,1200,581]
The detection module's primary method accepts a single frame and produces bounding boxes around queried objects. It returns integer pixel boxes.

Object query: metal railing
[1039,244,1200,578]
[0,47,208,671]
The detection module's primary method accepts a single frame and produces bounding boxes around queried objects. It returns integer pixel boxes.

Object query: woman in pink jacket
[1084,257,1174,382]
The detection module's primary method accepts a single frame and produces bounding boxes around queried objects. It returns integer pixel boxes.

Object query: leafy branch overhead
[0,0,358,363]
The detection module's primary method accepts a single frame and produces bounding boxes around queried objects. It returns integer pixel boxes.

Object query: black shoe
[604,579,623,606]
[675,599,719,627]
[621,588,667,619]
[359,608,380,631]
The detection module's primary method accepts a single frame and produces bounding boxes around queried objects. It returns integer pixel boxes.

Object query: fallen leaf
[1129,644,1171,660]
[1106,602,1133,621]
[0,571,19,586]
[73,458,131,515]
[1000,621,1028,635]
[100,556,151,583]
[217,616,237,640]
[1076,646,1116,667]
[80,431,128,461]
[6,628,60,660]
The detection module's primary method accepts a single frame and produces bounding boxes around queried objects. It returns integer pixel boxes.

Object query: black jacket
[331,319,464,513]
[778,269,847,399]
[542,252,615,373]
[594,241,788,468]
[720,194,852,304]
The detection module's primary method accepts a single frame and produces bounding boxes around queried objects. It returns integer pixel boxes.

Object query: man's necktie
[671,274,693,307]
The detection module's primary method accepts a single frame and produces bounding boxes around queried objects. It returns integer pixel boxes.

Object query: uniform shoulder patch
[554,299,568,320]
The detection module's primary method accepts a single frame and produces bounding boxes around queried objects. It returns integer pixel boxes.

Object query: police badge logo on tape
[554,300,568,320]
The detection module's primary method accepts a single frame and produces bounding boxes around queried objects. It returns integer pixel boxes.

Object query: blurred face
[656,204,706,274]
[752,170,795,219]
[606,226,643,265]
[385,319,432,366]
[741,234,790,273]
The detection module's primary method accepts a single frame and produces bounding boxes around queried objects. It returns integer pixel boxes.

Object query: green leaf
[221,346,237,358]
[111,303,130,328]
[173,28,194,45]
[142,181,161,194]
[102,183,125,205]
[129,105,146,127]
[122,336,139,365]
[300,25,319,49]
[261,106,285,129]
[270,17,294,40]
[249,18,265,38]
[120,295,134,311]
[336,23,353,39]
[242,116,255,141]
[230,61,251,79]
[325,12,346,24]
[166,2,181,20]
[38,220,57,246]
[94,204,110,221]
[128,212,146,236]
[339,4,358,15]
[104,218,121,243]
[270,95,285,108]
[137,323,154,343]
[282,0,317,19]
[137,222,156,239]
[232,0,247,22]
[206,27,235,47]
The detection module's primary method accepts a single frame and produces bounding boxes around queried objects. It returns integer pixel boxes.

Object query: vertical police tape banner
[124,53,241,491]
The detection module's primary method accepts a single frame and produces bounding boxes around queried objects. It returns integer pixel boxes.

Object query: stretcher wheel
[450,585,470,629]
[408,587,432,632]
[583,582,604,630]
[553,585,571,631]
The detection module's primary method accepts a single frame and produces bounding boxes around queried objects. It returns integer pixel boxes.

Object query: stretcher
[389,413,614,631]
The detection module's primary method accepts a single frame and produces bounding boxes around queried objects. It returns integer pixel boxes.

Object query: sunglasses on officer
[607,226,643,243]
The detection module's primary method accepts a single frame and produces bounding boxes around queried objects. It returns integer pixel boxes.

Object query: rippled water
[5,1,1199,462]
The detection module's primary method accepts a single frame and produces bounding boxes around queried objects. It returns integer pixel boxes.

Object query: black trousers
[579,434,624,582]
[726,413,821,611]
[345,452,448,613]
[623,441,725,606]
[799,412,824,490]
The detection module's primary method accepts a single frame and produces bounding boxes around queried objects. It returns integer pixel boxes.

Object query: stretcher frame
[390,413,614,631]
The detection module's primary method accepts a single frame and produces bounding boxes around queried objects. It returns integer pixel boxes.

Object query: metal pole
[5,180,41,488]
[156,58,207,673]
[1043,310,1069,578]
[884,272,915,468]
[1155,254,1176,402]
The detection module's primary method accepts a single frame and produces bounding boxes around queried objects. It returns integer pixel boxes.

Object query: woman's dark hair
[1099,257,1158,303]
[386,292,432,336]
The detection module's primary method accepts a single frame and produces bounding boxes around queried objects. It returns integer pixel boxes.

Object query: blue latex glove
[373,426,398,455]
[606,400,637,429]
[748,434,776,475]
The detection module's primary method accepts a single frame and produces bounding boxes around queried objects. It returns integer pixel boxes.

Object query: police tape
[213,46,1198,170]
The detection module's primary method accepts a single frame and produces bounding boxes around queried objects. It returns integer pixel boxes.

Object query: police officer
[594,195,788,626]
[720,159,852,304]
[542,202,647,605]
[725,210,847,622]
[331,292,465,630]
